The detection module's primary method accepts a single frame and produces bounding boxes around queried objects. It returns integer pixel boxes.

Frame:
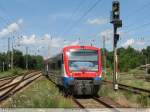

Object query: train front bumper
[64,77,102,95]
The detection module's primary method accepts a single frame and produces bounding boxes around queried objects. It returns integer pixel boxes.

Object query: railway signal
[110,0,122,28]
[110,0,122,91]
[113,2,119,21]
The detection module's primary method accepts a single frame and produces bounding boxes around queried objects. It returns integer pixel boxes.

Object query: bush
[11,68,19,75]
[137,94,149,107]
[147,69,150,74]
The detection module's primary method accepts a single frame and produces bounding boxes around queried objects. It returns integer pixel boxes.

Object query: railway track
[0,75,18,81]
[0,70,36,81]
[46,76,124,109]
[0,71,34,88]
[103,80,150,96]
[73,97,122,108]
[0,71,42,102]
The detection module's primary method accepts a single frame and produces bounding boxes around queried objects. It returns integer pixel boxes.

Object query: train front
[63,46,102,95]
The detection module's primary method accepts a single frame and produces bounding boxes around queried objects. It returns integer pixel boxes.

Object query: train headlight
[70,72,73,77]
[94,77,101,85]
[66,52,70,56]
[94,77,101,81]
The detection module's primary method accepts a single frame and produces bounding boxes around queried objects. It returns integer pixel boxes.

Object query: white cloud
[98,29,123,45]
[51,38,65,47]
[44,34,51,39]
[18,19,23,24]
[99,29,112,38]
[87,18,107,25]
[136,41,145,45]
[47,37,79,48]
[98,29,113,43]
[122,38,146,48]
[122,38,135,47]
[19,34,79,48]
[20,34,36,45]
[7,23,19,32]
[70,40,80,46]
[0,19,23,38]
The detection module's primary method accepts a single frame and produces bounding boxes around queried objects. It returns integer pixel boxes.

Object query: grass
[105,68,150,90]
[3,77,74,108]
[136,94,149,107]
[0,68,26,78]
[99,84,124,101]
[101,68,150,107]
[128,69,146,74]
[99,84,150,107]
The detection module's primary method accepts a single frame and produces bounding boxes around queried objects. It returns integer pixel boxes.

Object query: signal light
[110,0,122,27]
[112,1,120,20]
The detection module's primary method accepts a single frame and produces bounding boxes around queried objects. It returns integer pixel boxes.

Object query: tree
[13,50,24,68]
[0,49,44,71]
[105,46,150,72]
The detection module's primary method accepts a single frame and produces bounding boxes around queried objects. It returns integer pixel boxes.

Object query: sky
[0,0,150,58]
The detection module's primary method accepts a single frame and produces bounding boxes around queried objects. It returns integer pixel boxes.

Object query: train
[44,45,102,95]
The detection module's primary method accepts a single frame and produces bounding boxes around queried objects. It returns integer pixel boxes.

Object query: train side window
[50,63,56,70]
[47,64,49,71]
[58,60,61,69]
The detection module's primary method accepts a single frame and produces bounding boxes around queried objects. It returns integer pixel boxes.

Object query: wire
[61,0,102,37]
[124,1,150,21]
[0,3,25,44]
[0,3,25,34]
[123,21,150,34]
[59,0,87,37]
[68,0,88,22]
[122,1,150,31]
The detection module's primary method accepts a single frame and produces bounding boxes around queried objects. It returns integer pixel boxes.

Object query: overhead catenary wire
[61,0,102,37]
[122,21,150,34]
[120,1,150,35]
[0,3,25,37]
[122,1,150,30]
[125,1,150,20]
[0,3,29,55]
[59,0,87,37]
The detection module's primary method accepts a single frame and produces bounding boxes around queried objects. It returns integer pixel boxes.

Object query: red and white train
[44,45,102,95]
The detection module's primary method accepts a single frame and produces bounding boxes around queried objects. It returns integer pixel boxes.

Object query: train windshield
[67,49,99,72]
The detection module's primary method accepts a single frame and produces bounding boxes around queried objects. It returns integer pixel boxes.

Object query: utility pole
[2,61,4,72]
[103,36,107,79]
[146,56,148,74]
[48,35,52,58]
[113,26,118,90]
[90,40,94,46]
[26,46,28,70]
[48,44,50,58]
[11,38,14,70]
[8,37,11,69]
[110,0,122,90]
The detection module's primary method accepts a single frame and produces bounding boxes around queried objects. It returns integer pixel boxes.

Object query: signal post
[110,0,122,90]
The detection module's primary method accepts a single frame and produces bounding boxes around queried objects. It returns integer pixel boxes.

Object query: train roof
[63,45,100,51]
[44,53,62,64]
[44,45,101,63]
